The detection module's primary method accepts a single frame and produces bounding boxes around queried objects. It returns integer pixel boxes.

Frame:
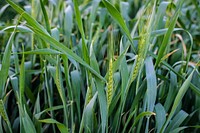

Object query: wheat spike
[131,6,152,82]
[107,58,113,110]
[0,100,13,133]
[0,100,8,122]
[86,86,93,105]
[131,32,146,82]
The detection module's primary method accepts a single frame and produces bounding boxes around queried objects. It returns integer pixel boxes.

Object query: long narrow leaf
[102,0,135,52]
[0,31,15,98]
[161,70,194,133]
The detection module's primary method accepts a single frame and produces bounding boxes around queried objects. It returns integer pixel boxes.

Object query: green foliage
[0,0,199,132]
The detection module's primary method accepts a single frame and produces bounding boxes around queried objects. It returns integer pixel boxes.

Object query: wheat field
[0,0,200,132]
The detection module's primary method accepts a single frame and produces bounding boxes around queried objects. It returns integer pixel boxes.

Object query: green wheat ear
[131,3,154,83]
[107,58,113,110]
[86,86,93,105]
[0,100,12,133]
[131,28,146,83]
[0,100,8,124]
[55,56,68,127]
[131,54,144,82]
[55,65,62,95]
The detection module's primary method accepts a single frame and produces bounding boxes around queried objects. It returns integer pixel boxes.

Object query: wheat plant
[0,0,200,133]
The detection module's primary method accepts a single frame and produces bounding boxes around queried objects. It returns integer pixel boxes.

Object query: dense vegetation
[0,0,200,132]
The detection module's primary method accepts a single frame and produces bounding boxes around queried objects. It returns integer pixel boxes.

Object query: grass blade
[102,0,135,52]
[39,119,68,133]
[155,0,183,67]
[39,0,51,34]
[160,70,195,133]
[73,0,89,63]
[22,49,62,55]
[34,105,63,119]
[19,45,25,103]
[145,57,157,112]
[128,111,155,132]
[22,108,37,133]
[55,56,68,127]
[155,103,166,133]
[165,110,188,132]
[0,100,12,133]
[83,92,98,132]
[95,78,107,133]
[0,31,15,98]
